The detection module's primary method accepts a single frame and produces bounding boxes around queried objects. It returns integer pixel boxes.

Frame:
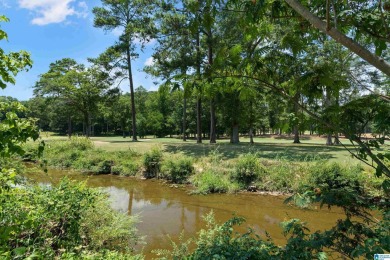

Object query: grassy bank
[23,137,384,197]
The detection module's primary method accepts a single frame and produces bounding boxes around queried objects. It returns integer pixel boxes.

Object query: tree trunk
[293,92,300,143]
[196,97,202,143]
[183,96,187,141]
[84,113,90,137]
[334,133,340,145]
[231,125,239,144]
[207,26,216,144]
[326,134,333,145]
[325,86,333,145]
[210,98,216,143]
[249,128,254,144]
[196,28,202,144]
[126,46,137,141]
[67,115,72,139]
[284,0,390,76]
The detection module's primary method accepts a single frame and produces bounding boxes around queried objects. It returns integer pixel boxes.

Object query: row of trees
[21,82,327,139]
[23,0,389,175]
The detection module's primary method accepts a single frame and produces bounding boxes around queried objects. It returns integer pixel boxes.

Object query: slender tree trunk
[196,28,202,144]
[249,128,254,144]
[126,46,137,141]
[293,92,300,143]
[210,98,216,143]
[325,86,333,145]
[84,113,90,137]
[67,115,72,139]
[284,0,390,76]
[197,97,202,143]
[334,93,340,145]
[183,96,187,141]
[249,100,254,144]
[207,28,217,144]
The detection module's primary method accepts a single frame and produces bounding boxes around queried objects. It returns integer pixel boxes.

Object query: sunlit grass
[36,134,361,164]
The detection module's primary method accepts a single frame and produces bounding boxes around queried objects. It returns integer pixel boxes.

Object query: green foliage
[0,178,141,259]
[143,146,163,178]
[191,170,233,194]
[27,138,143,176]
[254,159,313,193]
[155,212,327,260]
[231,153,266,187]
[112,162,139,177]
[161,155,194,184]
[186,212,278,260]
[79,192,140,251]
[0,102,43,158]
[0,16,32,89]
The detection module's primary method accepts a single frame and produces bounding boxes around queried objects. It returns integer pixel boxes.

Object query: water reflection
[24,170,345,257]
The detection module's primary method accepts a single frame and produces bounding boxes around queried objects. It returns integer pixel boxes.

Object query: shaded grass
[24,137,384,196]
[37,135,358,164]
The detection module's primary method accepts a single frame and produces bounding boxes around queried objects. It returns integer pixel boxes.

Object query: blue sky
[0,0,157,101]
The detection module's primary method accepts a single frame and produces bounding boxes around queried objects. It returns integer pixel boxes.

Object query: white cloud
[18,0,88,26]
[144,57,155,66]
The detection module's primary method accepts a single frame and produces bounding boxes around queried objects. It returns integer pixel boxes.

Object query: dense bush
[0,177,141,259]
[255,161,305,193]
[154,212,278,260]
[112,162,139,176]
[191,170,236,194]
[143,146,163,178]
[231,153,267,188]
[161,155,194,183]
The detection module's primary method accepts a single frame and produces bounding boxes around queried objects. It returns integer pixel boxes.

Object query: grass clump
[112,162,139,176]
[255,160,306,193]
[192,170,237,194]
[161,155,194,183]
[143,146,163,179]
[231,153,267,188]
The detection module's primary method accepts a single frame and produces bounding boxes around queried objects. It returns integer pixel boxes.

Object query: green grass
[37,135,358,164]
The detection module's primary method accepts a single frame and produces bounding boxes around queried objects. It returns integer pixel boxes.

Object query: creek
[24,169,345,257]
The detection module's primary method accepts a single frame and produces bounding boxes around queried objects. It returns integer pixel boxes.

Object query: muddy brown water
[24,169,346,258]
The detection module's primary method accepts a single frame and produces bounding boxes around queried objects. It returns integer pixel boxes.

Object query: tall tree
[93,0,155,141]
[34,59,114,137]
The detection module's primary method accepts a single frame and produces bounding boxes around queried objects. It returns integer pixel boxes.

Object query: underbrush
[23,137,142,176]
[155,208,389,259]
[161,154,194,184]
[23,138,382,197]
[0,176,142,259]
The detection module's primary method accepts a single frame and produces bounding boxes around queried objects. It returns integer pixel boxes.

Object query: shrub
[300,162,364,193]
[143,146,163,179]
[231,153,267,187]
[92,159,113,174]
[191,170,231,194]
[255,161,303,193]
[161,155,194,183]
[112,162,139,177]
[154,212,279,259]
[0,178,141,259]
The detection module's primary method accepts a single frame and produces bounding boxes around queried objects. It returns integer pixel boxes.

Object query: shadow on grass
[163,142,346,162]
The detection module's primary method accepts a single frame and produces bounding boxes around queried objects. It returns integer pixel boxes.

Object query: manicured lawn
[39,134,363,164]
